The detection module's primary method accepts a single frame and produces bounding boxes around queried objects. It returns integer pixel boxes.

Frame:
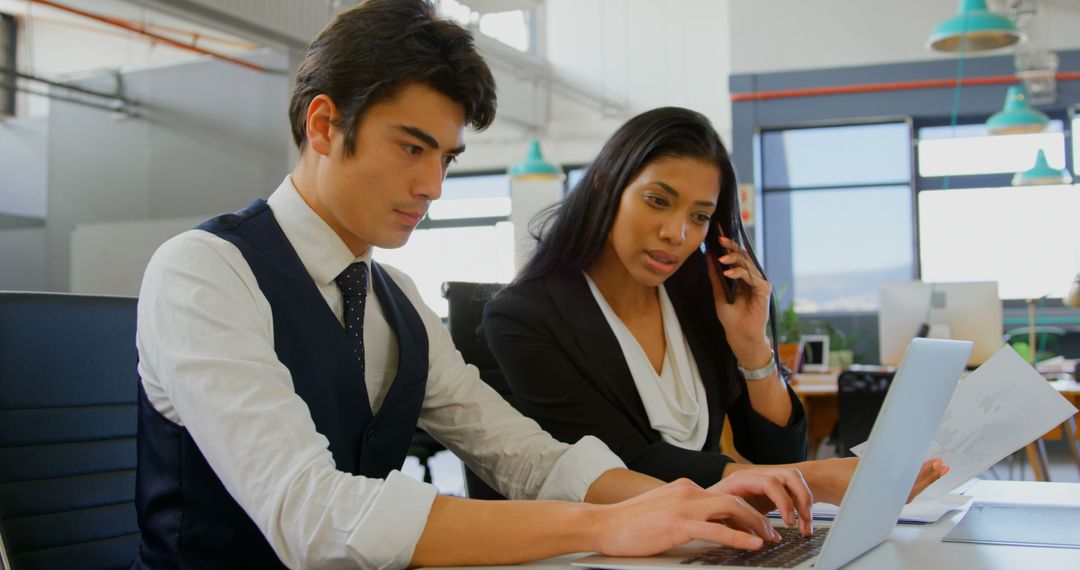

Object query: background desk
[422,480,1080,569]
[791,373,1080,460]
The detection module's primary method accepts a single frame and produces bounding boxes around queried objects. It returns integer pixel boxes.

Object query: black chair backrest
[0,292,140,569]
[836,369,895,457]
[441,282,508,500]
[442,281,509,396]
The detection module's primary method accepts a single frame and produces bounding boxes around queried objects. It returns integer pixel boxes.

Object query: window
[428,173,511,220]
[913,114,1076,299]
[918,185,1080,300]
[435,0,537,54]
[1,14,14,117]
[566,166,587,193]
[758,122,914,313]
[374,173,515,318]
[917,121,1066,178]
[1073,110,1079,179]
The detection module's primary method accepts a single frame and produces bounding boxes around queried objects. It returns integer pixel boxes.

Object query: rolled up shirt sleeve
[536,435,626,501]
[380,265,626,502]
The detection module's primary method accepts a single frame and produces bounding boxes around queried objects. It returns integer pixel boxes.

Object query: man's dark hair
[288,0,497,154]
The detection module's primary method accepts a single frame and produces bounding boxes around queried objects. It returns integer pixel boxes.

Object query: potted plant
[773,286,803,373]
[823,321,856,371]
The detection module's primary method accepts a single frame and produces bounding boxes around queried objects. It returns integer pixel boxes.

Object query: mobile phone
[702,221,739,304]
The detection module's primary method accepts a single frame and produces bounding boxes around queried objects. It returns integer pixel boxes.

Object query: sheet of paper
[853,346,1078,500]
[767,494,972,524]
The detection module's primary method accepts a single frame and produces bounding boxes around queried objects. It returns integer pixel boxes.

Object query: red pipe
[29,0,270,73]
[731,71,1080,102]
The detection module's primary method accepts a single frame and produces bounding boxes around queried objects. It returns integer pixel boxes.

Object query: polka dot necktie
[335,262,369,370]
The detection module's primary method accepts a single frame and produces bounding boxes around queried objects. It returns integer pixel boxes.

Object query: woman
[483,107,944,510]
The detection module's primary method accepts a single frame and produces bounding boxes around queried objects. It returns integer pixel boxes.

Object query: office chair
[441,281,509,500]
[835,369,895,457]
[407,432,444,484]
[0,292,140,570]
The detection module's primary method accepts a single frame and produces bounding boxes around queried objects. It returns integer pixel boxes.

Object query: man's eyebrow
[651,181,716,208]
[395,125,466,155]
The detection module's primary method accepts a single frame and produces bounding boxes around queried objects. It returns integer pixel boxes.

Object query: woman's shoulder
[486,271,581,320]
[485,275,553,317]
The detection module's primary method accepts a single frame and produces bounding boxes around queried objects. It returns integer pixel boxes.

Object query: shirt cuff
[346,470,438,569]
[537,435,626,502]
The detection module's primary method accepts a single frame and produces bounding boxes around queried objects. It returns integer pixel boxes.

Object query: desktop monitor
[879,281,1003,367]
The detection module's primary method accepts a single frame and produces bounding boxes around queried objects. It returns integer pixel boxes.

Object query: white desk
[424,480,1080,569]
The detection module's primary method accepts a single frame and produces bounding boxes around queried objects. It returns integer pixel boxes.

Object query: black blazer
[483,268,807,487]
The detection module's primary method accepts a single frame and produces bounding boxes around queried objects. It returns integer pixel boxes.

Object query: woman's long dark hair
[518,107,783,395]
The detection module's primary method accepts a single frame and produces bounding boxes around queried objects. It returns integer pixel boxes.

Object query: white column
[509,177,563,270]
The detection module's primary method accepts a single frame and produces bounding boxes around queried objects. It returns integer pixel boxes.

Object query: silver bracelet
[738,358,778,382]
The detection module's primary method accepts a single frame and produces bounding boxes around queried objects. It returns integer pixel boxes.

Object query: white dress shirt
[136,176,625,570]
[584,273,710,450]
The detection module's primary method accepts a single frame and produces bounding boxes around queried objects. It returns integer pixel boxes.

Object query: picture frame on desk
[801,334,830,373]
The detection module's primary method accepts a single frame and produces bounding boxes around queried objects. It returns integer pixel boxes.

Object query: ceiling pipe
[731,71,1080,103]
[28,0,275,74]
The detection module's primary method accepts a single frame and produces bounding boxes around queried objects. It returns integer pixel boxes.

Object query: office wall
[0,116,46,219]
[45,51,291,292]
[545,0,733,139]
[70,215,205,296]
[458,0,735,174]
[0,227,46,291]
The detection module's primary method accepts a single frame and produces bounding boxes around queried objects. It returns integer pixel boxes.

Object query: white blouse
[584,273,710,450]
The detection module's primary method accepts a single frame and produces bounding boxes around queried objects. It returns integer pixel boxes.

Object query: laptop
[575,337,972,570]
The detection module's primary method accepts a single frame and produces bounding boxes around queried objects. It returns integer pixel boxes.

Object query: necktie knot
[335,262,369,300]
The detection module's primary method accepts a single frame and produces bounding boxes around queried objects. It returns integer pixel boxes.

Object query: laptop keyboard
[679,526,829,568]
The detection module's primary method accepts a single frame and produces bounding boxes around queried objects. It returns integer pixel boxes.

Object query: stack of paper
[769,494,973,525]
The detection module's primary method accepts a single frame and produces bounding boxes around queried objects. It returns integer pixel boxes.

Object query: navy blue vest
[134,200,429,568]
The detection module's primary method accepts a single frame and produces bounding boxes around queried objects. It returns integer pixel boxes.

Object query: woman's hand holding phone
[705,223,773,363]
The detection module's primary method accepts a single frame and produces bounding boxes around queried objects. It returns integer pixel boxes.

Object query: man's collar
[266,175,372,286]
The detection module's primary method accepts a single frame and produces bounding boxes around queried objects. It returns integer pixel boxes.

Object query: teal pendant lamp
[509,140,562,180]
[1012,150,1073,186]
[986,85,1049,134]
[928,0,1023,53]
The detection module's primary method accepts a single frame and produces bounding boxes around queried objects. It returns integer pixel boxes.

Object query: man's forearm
[411,472,774,568]
[410,495,601,567]
[582,467,666,504]
[411,468,663,566]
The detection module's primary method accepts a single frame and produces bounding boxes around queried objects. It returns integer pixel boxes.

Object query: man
[134,1,813,568]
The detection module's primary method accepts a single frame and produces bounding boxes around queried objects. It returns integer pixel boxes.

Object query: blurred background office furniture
[0,292,139,570]
[878,281,1003,368]
[835,369,896,457]
[1004,325,1068,364]
[407,430,445,485]
[442,281,508,500]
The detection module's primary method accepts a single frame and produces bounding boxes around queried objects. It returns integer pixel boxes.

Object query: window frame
[416,168,511,231]
[912,110,1076,307]
[755,116,918,315]
[912,111,1073,192]
[758,107,1080,311]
